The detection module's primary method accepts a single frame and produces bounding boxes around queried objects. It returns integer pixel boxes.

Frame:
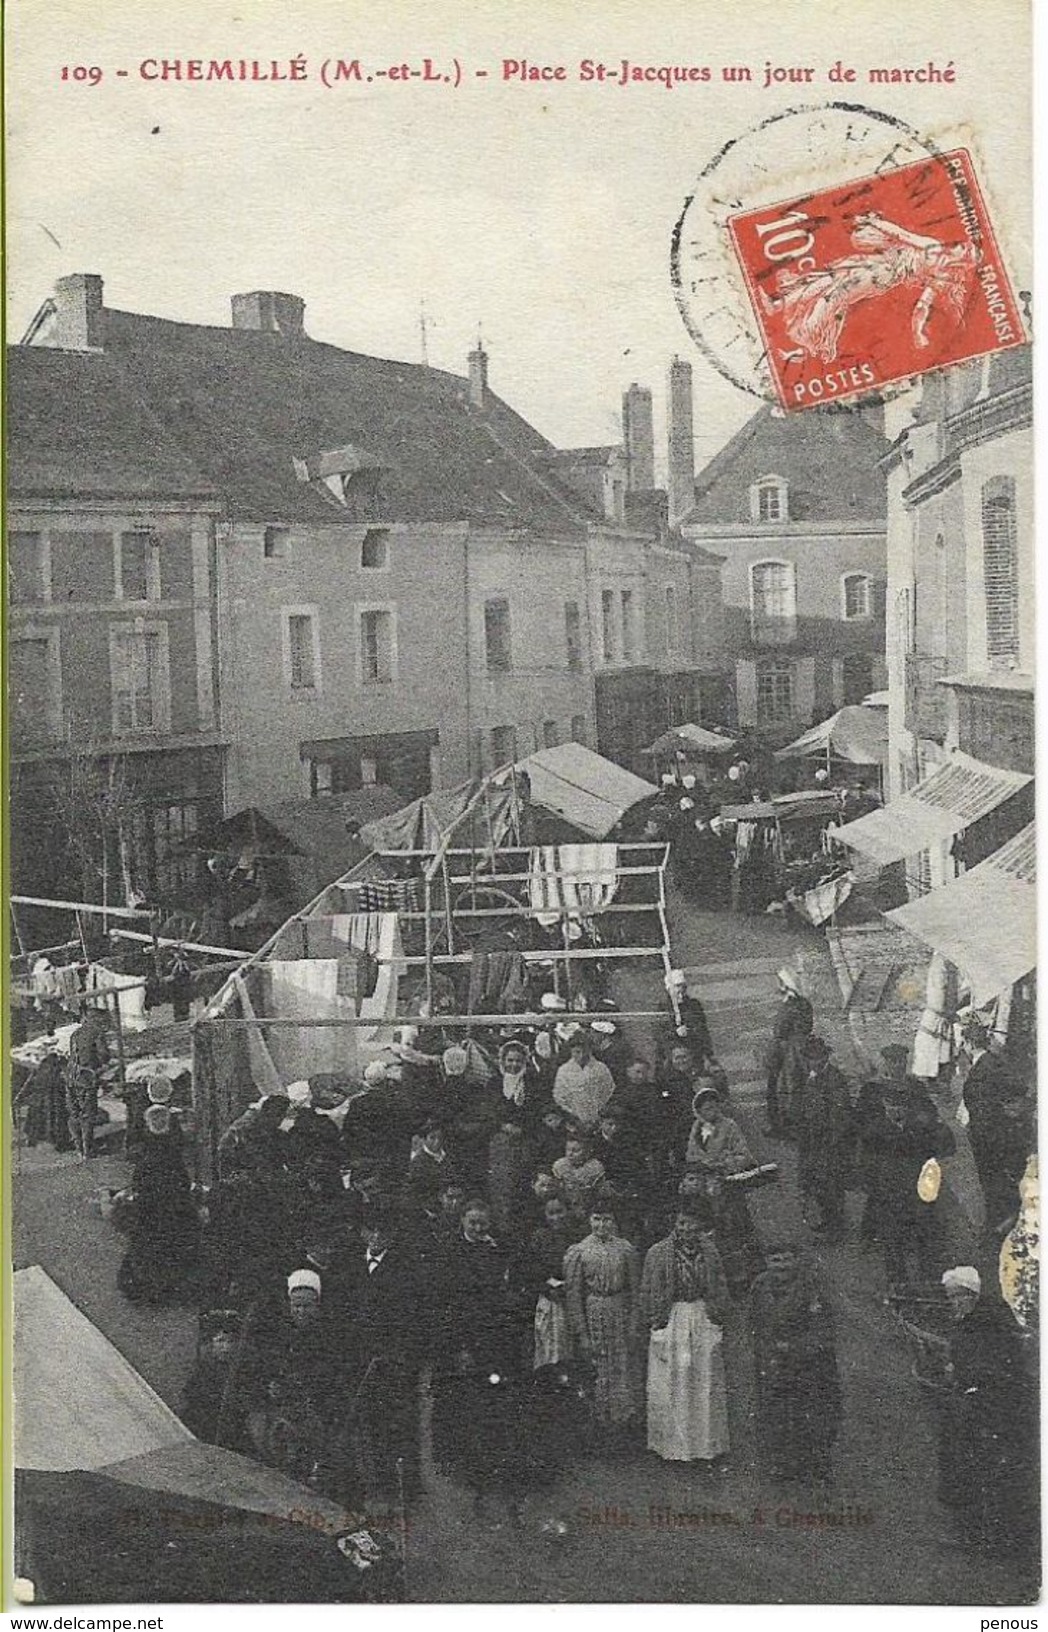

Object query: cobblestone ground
[11,894,1032,1605]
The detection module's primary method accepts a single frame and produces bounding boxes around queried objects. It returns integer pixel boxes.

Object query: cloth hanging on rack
[85,963,148,1031]
[353,879,422,914]
[54,965,82,1003]
[528,844,619,928]
[467,944,529,1014]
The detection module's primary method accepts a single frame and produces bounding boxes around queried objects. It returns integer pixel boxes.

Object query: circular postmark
[671,101,955,407]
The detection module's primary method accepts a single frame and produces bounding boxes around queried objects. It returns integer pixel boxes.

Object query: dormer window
[293,444,389,516]
[750,475,788,524]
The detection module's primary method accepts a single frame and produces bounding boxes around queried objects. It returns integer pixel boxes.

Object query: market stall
[718,790,851,923]
[773,703,888,795]
[643,722,737,787]
[192,757,675,1182]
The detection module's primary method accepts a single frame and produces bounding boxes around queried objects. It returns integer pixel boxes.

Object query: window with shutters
[359,607,395,685]
[756,657,794,725]
[8,531,45,605]
[282,606,321,692]
[842,573,872,620]
[9,632,61,748]
[620,589,636,662]
[601,590,616,663]
[750,560,797,644]
[264,526,289,560]
[542,720,559,749]
[564,601,583,671]
[118,530,160,601]
[981,476,1020,660]
[289,615,316,688]
[665,585,679,658]
[110,623,170,733]
[484,598,512,672]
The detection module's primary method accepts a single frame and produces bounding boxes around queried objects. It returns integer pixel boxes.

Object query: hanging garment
[86,963,148,1031]
[354,879,422,914]
[913,952,957,1080]
[528,844,619,929]
[467,946,529,1014]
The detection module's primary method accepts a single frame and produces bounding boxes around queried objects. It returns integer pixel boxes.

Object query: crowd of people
[76,944,1035,1560]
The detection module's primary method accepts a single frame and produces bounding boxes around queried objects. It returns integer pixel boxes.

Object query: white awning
[14,1266,193,1471]
[504,743,656,840]
[887,823,1036,1004]
[833,751,1031,865]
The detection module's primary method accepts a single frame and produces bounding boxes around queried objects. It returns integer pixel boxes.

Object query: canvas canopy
[360,777,514,853]
[719,791,841,823]
[886,822,1036,1005]
[501,743,656,840]
[14,1265,193,1472]
[13,1272,371,1602]
[646,722,736,757]
[774,705,888,766]
[833,752,1032,866]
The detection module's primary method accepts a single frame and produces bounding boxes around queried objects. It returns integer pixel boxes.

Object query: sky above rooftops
[7,0,1029,477]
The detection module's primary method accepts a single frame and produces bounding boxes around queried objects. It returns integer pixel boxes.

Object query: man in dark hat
[347,1204,428,1504]
[796,1036,855,1235]
[853,1043,955,1284]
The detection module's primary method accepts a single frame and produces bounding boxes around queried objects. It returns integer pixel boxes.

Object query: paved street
[12,896,1029,1605]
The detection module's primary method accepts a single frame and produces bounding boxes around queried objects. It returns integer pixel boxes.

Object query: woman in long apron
[640,1202,730,1462]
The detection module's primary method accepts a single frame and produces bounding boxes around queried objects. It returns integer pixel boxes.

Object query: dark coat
[797,1059,855,1192]
[659,993,714,1066]
[853,1077,955,1231]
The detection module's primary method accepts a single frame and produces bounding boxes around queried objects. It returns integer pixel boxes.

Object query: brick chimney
[667,355,696,525]
[621,383,655,491]
[231,291,306,336]
[468,341,489,407]
[49,274,106,350]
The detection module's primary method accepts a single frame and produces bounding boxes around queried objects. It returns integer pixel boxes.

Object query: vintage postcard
[3,0,1036,1613]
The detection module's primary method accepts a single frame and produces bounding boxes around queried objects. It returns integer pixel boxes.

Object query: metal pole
[440,850,455,957]
[109,987,128,1103]
[196,1007,668,1029]
[423,874,434,1010]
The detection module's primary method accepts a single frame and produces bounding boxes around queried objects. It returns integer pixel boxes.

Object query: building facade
[882,346,1033,884]
[7,341,225,908]
[16,275,731,882]
[681,405,889,735]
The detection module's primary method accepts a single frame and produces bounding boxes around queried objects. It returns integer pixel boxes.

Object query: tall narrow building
[667,356,695,525]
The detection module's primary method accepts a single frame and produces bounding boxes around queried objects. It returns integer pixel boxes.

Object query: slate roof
[91,309,596,531]
[684,405,889,526]
[546,445,622,466]
[6,347,216,502]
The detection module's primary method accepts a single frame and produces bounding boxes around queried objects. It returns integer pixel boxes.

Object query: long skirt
[586,1292,642,1425]
[534,1294,571,1369]
[646,1299,728,1461]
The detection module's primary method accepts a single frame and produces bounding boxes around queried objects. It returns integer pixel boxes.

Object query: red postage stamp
[727,148,1025,411]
